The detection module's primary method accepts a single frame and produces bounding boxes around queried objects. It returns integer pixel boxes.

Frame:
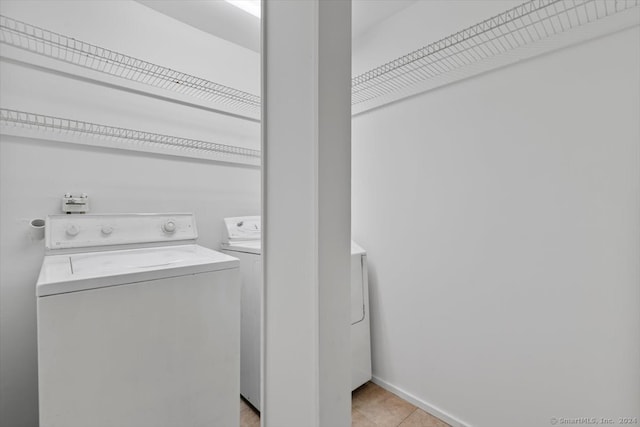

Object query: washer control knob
[66,224,80,237]
[101,225,113,235]
[162,220,177,234]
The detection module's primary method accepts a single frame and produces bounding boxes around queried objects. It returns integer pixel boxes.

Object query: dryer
[37,213,240,427]
[221,216,371,411]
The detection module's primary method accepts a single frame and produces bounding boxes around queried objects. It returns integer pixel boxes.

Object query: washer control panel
[46,213,198,250]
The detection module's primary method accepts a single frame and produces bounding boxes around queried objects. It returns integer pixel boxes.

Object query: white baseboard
[370,375,472,427]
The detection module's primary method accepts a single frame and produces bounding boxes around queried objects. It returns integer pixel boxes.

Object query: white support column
[261,1,352,426]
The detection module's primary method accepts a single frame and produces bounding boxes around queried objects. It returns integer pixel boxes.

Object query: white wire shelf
[351,0,640,114]
[1,0,638,120]
[0,109,261,166]
[0,15,261,119]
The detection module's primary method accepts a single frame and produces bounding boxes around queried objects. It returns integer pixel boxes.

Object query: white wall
[0,2,260,426]
[352,8,640,427]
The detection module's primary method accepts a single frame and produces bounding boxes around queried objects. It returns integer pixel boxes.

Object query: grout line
[396,408,418,427]
[370,376,470,427]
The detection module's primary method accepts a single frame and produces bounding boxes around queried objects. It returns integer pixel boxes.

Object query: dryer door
[350,253,365,325]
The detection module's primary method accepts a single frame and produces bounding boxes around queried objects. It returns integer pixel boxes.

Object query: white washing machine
[220,216,372,410]
[36,213,240,427]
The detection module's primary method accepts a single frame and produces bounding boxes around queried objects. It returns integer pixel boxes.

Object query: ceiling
[137,0,261,52]
[136,0,417,53]
[352,0,417,39]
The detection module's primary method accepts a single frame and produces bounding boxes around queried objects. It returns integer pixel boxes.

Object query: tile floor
[240,381,451,427]
[240,397,260,427]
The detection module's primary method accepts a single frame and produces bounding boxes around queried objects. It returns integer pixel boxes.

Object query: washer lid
[37,244,238,297]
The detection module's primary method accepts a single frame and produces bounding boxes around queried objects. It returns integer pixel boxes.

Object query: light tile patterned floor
[240,382,451,427]
[240,397,260,427]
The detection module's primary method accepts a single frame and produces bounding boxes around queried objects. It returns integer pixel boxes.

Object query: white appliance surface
[37,213,240,427]
[222,237,366,325]
[223,215,261,241]
[222,216,372,409]
[37,244,237,296]
[222,239,261,254]
[222,236,366,257]
[223,249,263,410]
[45,213,198,250]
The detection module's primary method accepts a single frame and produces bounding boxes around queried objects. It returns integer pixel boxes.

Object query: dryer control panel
[223,216,260,243]
[46,213,198,250]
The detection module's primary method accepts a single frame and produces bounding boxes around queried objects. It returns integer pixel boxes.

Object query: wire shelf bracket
[0,108,261,167]
[351,0,640,115]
